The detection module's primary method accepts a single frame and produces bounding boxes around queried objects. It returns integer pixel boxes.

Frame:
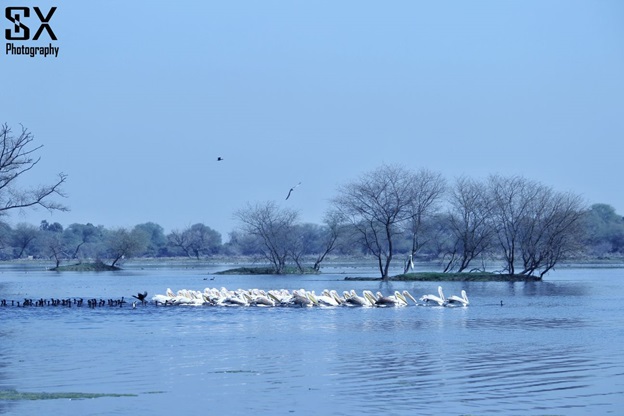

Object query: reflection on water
[0,267,623,415]
[335,344,598,414]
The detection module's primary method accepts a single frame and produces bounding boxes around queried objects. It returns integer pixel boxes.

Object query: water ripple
[1,271,624,415]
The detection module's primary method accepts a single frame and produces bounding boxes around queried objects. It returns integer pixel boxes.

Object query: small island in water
[215,266,319,275]
[346,271,541,282]
[214,266,540,281]
[42,258,563,281]
[49,262,121,272]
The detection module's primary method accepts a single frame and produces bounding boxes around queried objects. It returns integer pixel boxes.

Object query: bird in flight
[132,291,148,305]
[286,182,301,200]
[217,157,223,161]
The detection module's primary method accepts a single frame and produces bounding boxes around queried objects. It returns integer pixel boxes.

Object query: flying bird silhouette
[217,157,223,161]
[286,182,301,200]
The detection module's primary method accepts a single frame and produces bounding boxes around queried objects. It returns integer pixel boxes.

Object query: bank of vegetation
[1,187,622,279]
[1,123,623,279]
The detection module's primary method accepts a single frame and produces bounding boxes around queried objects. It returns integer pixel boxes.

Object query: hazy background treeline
[0,202,622,265]
[1,123,623,275]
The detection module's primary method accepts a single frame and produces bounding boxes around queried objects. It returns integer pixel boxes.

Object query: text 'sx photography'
[4,5,59,57]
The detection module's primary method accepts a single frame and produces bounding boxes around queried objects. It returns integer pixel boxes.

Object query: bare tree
[287,226,307,273]
[312,210,346,271]
[12,222,38,258]
[41,231,66,268]
[518,190,585,277]
[167,229,192,257]
[167,224,222,259]
[488,175,543,275]
[234,201,299,274]
[333,164,416,279]
[0,123,67,215]
[444,176,494,272]
[488,174,585,277]
[404,169,446,272]
[104,227,149,267]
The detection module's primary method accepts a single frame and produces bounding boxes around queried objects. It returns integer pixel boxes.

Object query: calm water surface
[0,264,623,415]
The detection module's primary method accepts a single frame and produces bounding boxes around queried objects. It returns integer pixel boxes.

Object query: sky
[2,0,623,239]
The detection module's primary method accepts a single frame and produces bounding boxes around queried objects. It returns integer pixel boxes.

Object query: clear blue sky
[3,0,623,239]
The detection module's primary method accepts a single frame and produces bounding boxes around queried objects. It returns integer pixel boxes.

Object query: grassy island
[346,272,542,282]
[214,267,540,281]
[49,262,121,272]
[216,266,319,275]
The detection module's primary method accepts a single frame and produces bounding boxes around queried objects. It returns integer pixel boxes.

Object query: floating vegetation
[0,389,137,401]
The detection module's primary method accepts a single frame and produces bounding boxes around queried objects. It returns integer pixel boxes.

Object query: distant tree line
[2,123,622,276]
[0,131,623,276]
[0,221,225,267]
[0,188,621,277]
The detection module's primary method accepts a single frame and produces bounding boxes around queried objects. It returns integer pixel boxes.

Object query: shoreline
[1,257,622,280]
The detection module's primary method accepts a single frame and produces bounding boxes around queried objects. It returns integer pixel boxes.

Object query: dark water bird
[217,157,223,161]
[285,182,301,200]
[133,291,148,305]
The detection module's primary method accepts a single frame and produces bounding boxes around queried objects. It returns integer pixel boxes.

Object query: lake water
[1,263,623,415]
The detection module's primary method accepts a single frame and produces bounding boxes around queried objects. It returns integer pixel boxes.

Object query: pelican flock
[0,286,469,309]
[148,286,469,308]
[0,287,468,309]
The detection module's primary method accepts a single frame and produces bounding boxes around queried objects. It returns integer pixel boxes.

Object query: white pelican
[363,290,378,306]
[447,290,469,307]
[420,286,447,306]
[394,291,410,306]
[267,291,290,306]
[221,292,248,306]
[342,290,371,307]
[290,290,314,307]
[247,290,275,307]
[374,291,407,307]
[314,289,340,307]
[329,290,344,306]
[152,294,172,305]
[402,290,418,305]
[174,289,204,305]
